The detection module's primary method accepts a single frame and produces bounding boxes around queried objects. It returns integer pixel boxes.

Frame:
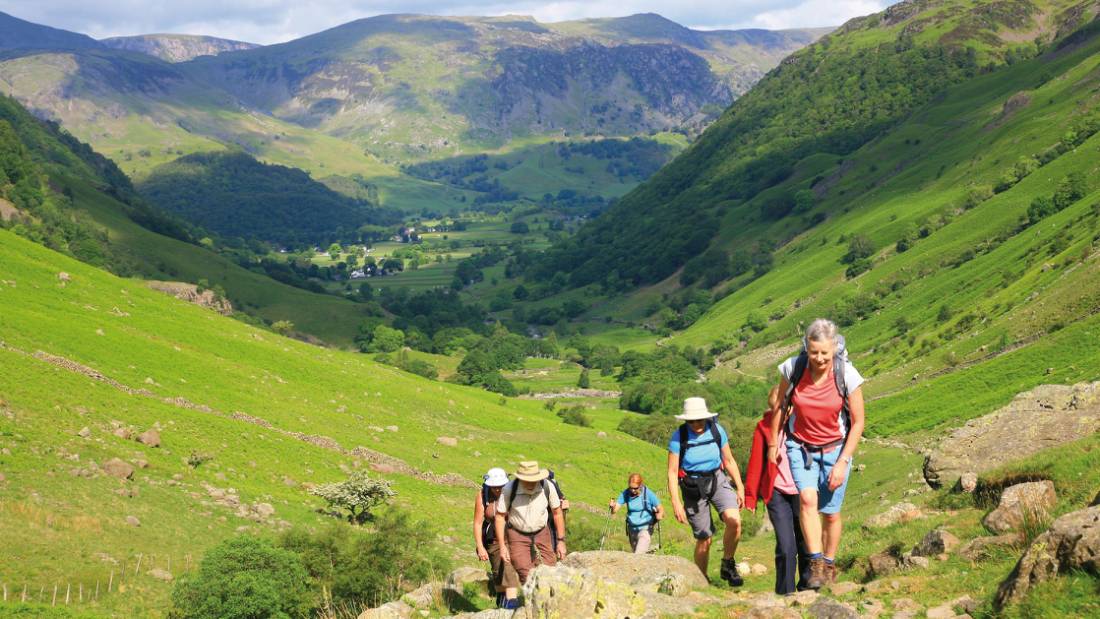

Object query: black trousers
[766,488,810,594]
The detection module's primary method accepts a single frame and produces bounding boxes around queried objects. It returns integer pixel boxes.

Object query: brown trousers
[488,540,520,590]
[506,526,556,583]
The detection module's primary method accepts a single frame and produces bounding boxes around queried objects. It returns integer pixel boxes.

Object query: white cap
[675,397,717,421]
[483,467,509,487]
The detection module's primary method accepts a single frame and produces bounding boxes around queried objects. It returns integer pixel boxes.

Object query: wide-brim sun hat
[483,467,509,487]
[514,460,549,482]
[675,396,717,421]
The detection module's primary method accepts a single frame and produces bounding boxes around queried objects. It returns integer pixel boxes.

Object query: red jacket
[744,415,779,511]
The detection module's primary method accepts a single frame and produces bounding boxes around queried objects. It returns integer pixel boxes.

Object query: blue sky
[0,0,898,44]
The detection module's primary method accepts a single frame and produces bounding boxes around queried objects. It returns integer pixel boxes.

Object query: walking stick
[599,505,613,551]
[656,519,662,552]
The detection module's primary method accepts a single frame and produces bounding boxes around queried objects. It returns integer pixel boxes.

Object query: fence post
[135,553,143,576]
[108,570,114,593]
[79,582,83,602]
[65,582,70,604]
[95,580,100,601]
[22,583,27,602]
[52,584,57,606]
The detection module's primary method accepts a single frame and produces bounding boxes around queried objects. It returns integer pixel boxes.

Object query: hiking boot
[720,558,743,587]
[806,558,828,590]
[825,561,839,584]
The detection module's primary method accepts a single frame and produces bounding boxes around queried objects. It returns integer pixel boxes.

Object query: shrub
[272,320,294,336]
[842,234,875,264]
[309,471,396,524]
[367,325,405,353]
[557,405,592,427]
[169,536,311,619]
[577,369,591,389]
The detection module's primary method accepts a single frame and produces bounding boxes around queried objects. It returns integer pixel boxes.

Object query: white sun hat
[483,467,509,487]
[675,396,717,421]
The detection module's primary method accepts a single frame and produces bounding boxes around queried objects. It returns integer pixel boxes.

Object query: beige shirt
[497,480,561,533]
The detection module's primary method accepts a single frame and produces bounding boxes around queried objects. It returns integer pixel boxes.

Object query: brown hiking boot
[806,558,828,590]
[825,561,838,584]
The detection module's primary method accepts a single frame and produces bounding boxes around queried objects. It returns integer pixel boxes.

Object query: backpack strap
[678,421,722,474]
[678,424,689,472]
[508,480,518,509]
[833,357,850,436]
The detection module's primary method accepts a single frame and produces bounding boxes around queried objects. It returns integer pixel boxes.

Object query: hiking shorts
[487,540,520,591]
[683,469,740,540]
[627,525,653,554]
[786,438,852,515]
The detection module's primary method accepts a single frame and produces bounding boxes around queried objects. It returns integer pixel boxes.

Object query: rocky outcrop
[924,382,1100,488]
[995,505,1100,608]
[959,533,1023,561]
[147,281,233,315]
[522,564,647,618]
[864,502,922,528]
[103,458,134,480]
[983,481,1057,533]
[100,34,259,63]
[561,550,707,596]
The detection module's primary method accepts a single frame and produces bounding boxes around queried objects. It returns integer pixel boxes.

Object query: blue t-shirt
[668,421,728,473]
[617,487,661,530]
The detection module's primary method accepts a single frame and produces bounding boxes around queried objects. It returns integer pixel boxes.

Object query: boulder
[148,568,172,581]
[104,458,134,480]
[357,600,413,619]
[958,533,1023,561]
[253,502,276,519]
[865,502,922,528]
[113,427,132,440]
[446,566,491,592]
[77,426,91,438]
[436,436,458,447]
[923,381,1100,488]
[522,565,597,618]
[902,554,930,569]
[561,550,707,595]
[806,596,859,618]
[133,459,149,469]
[958,473,978,494]
[137,429,161,447]
[828,581,862,595]
[913,529,961,557]
[995,505,1100,608]
[866,550,902,579]
[982,481,1056,533]
[125,515,140,526]
[401,582,438,609]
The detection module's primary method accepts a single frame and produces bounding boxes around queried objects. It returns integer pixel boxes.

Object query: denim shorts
[785,438,852,515]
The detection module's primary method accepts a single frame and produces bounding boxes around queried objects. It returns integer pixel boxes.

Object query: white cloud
[0,0,899,44]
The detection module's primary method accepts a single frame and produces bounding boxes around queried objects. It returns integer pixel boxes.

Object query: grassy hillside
[0,227,675,615]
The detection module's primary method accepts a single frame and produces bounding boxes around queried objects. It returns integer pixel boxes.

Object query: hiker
[745,387,810,594]
[667,397,745,585]
[768,318,865,589]
[473,467,520,607]
[609,473,665,553]
[495,461,567,586]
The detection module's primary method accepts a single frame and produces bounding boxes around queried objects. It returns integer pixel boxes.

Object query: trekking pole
[599,504,613,551]
[656,520,662,552]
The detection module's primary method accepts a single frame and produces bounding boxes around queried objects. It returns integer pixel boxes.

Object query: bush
[280,511,450,611]
[367,325,405,353]
[169,536,311,619]
[557,405,592,427]
[309,471,396,524]
[842,234,875,264]
[577,369,590,389]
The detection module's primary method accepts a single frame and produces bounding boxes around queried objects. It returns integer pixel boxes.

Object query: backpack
[480,484,498,544]
[781,335,850,439]
[677,420,724,475]
[624,485,657,528]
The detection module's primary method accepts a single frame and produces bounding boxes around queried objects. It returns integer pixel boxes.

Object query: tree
[510,221,530,234]
[328,243,342,256]
[272,320,294,336]
[309,471,396,524]
[577,369,591,389]
[368,325,405,353]
[843,235,875,264]
[169,536,311,619]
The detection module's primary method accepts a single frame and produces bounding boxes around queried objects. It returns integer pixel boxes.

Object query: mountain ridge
[100,33,260,62]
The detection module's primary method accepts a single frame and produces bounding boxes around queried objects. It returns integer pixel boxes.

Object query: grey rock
[561,550,707,595]
[866,550,901,579]
[913,529,961,557]
[133,458,149,469]
[446,566,490,592]
[596,431,607,439]
[959,472,978,493]
[125,515,140,526]
[401,582,438,609]
[806,596,859,619]
[357,600,414,619]
[447,611,515,619]
[77,426,91,438]
[253,502,276,519]
[436,436,458,447]
[995,505,1100,608]
[903,554,930,569]
[148,568,173,581]
[923,381,1100,488]
[983,480,1056,533]
[522,564,597,618]
[113,427,132,440]
[828,581,862,595]
[104,458,134,480]
[138,429,161,447]
[958,533,1023,560]
[864,502,921,528]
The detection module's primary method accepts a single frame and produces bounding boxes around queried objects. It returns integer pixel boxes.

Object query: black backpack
[781,337,851,437]
[677,420,724,474]
[481,484,499,544]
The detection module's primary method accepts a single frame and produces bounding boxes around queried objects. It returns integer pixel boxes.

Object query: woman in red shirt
[767,319,865,590]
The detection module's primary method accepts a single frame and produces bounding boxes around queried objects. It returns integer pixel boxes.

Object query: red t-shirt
[790,367,844,445]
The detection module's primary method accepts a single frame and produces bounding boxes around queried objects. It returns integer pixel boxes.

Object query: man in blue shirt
[609,473,665,553]
[667,397,745,586]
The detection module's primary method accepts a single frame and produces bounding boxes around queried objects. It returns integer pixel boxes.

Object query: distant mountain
[182,13,828,159]
[0,10,100,50]
[100,34,260,62]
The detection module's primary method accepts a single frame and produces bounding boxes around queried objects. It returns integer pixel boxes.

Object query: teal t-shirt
[617,487,660,530]
[667,421,728,472]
